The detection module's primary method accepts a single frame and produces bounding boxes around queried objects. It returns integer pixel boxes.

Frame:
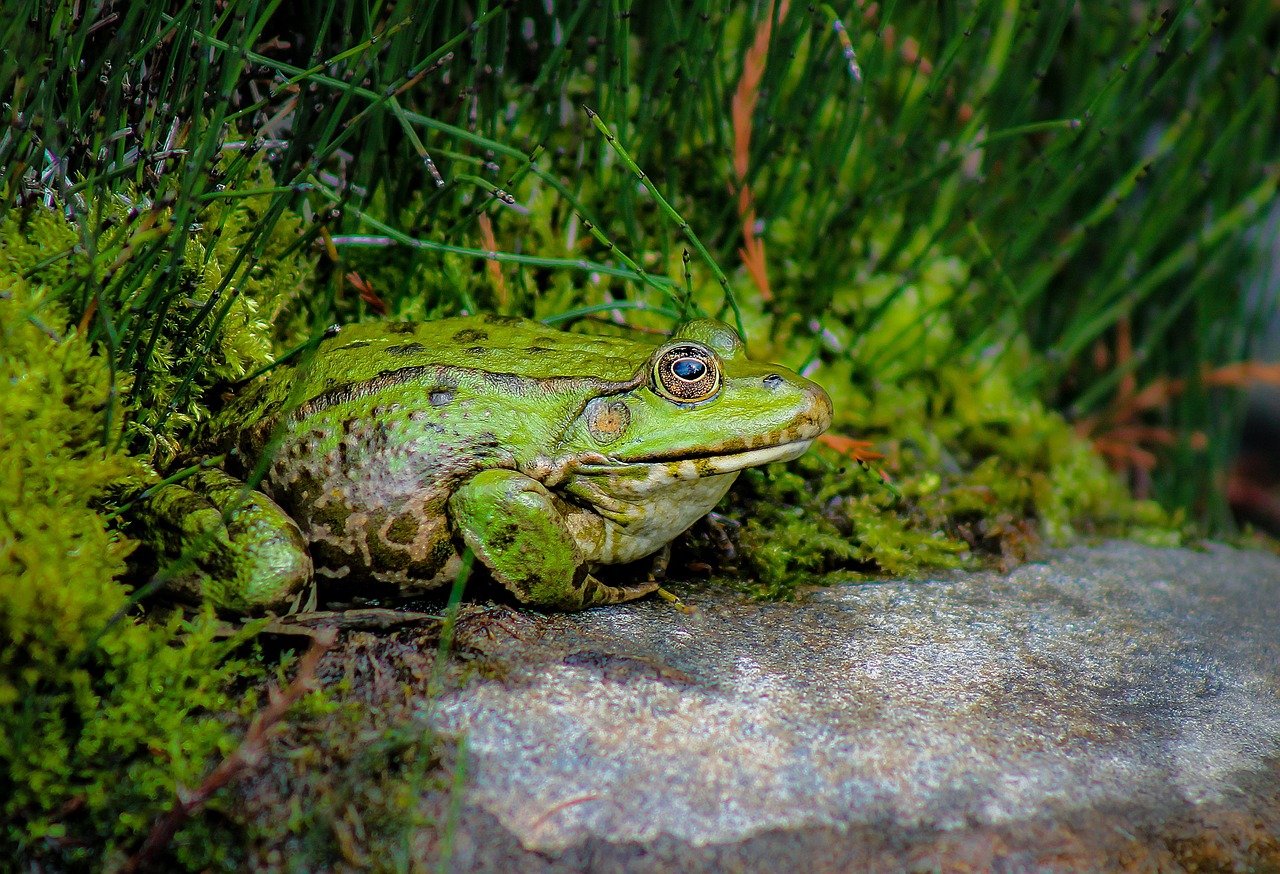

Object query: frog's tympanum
[145,315,832,612]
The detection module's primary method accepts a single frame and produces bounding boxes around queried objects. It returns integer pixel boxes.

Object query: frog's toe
[510,571,658,611]
[576,575,660,608]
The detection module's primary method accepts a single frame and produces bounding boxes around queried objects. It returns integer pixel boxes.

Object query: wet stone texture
[427,541,1280,873]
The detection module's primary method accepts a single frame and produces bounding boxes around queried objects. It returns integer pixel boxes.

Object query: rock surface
[428,541,1280,872]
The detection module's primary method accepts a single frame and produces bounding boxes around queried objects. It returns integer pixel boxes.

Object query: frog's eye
[653,343,721,404]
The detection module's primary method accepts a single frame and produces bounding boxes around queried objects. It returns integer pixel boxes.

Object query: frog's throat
[574,438,814,479]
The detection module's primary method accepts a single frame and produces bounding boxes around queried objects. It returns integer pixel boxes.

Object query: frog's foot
[579,574,661,607]
[449,469,658,611]
[142,469,313,614]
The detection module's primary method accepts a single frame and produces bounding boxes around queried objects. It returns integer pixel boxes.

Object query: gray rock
[431,541,1280,872]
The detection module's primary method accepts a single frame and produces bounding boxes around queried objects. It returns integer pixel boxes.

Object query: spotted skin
[153,315,832,612]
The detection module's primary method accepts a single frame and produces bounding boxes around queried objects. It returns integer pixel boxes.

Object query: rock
[430,541,1280,873]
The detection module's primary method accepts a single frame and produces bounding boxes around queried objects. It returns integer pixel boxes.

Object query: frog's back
[307,314,652,387]
[218,315,653,455]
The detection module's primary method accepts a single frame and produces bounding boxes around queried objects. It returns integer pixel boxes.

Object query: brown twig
[345,270,388,315]
[122,628,337,873]
[730,1,789,301]
[477,212,507,307]
[529,794,610,833]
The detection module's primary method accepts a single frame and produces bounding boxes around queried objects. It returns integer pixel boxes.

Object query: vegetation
[0,259,262,869]
[2,0,1276,868]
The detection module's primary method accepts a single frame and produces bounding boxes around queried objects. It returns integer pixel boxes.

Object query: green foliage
[3,0,1273,521]
[0,275,265,870]
[726,385,1172,600]
[124,164,317,459]
[1,168,315,462]
[0,0,1275,864]
[725,216,1185,594]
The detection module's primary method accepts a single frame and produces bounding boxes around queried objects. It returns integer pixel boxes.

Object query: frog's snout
[799,379,834,440]
[760,371,832,440]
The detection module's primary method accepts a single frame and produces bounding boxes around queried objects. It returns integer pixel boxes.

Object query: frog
[142,314,832,612]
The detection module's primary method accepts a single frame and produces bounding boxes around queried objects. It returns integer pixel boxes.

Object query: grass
[2,0,1278,868]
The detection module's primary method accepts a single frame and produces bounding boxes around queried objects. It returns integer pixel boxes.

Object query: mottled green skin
[155,314,831,612]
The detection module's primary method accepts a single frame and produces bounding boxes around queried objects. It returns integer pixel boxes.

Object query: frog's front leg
[141,469,313,613]
[448,469,658,611]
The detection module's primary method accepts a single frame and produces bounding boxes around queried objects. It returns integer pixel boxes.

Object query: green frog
[144,314,832,612]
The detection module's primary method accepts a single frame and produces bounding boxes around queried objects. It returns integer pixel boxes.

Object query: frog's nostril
[763,374,784,390]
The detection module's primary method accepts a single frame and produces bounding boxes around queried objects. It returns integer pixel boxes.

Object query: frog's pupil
[673,358,706,381]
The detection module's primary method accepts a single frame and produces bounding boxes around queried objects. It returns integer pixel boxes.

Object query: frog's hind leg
[141,469,313,613]
[448,469,658,611]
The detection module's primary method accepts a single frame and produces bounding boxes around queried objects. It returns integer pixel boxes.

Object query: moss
[0,215,276,871]
[123,165,316,461]
[0,182,460,869]
[721,457,964,601]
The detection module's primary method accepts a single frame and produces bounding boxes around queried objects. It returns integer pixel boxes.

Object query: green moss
[0,219,272,871]
[125,166,316,461]
[723,457,965,601]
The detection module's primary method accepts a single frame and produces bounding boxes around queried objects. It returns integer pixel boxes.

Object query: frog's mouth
[578,437,815,479]
[680,438,815,475]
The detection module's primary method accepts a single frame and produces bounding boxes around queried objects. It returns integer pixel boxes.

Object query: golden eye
[653,343,721,403]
